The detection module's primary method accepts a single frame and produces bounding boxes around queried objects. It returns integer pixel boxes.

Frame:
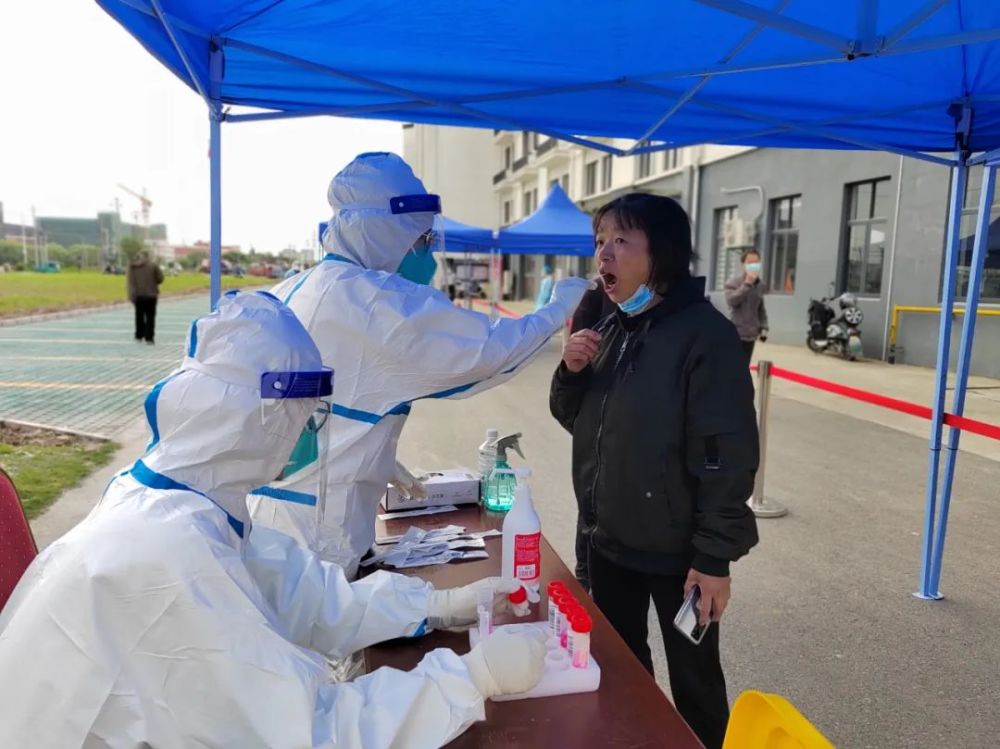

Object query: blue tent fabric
[497,185,593,256]
[98,1,1000,155]
[441,216,494,253]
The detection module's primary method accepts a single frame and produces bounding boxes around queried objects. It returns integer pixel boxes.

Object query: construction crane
[117,184,152,240]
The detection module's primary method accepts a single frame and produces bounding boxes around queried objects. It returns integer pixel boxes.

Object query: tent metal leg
[916,155,966,601]
[927,162,996,595]
[209,109,222,310]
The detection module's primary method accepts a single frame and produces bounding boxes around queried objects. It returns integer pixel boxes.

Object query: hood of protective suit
[141,291,324,531]
[322,152,436,273]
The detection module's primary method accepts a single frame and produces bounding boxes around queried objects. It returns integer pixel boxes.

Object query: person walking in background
[127,249,164,344]
[534,264,554,310]
[724,249,768,363]
[568,281,616,592]
[551,194,759,749]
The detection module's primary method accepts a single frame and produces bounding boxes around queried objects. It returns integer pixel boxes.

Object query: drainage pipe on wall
[881,155,906,361]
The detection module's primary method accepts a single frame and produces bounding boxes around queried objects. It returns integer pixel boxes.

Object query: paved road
[0,297,208,437]
[399,341,1000,749]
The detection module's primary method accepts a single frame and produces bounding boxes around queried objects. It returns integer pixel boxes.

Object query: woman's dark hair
[740,248,761,262]
[592,193,693,293]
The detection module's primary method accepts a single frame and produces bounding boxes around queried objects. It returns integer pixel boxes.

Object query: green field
[0,271,270,317]
[1,440,119,519]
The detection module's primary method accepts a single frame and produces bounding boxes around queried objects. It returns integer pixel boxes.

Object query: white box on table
[382,468,480,512]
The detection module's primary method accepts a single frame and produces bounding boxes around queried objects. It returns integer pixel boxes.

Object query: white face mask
[745,262,762,274]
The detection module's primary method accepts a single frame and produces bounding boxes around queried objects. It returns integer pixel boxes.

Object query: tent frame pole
[925,161,997,597]
[916,152,967,600]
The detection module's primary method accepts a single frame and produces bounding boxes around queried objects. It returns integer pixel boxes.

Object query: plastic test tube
[554,593,572,645]
[569,612,592,668]
[546,581,567,636]
[476,586,493,636]
[558,598,582,649]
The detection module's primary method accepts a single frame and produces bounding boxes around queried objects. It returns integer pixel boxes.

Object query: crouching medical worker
[250,152,591,577]
[0,292,546,749]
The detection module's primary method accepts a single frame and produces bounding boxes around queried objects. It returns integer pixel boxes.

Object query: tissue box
[382,468,481,512]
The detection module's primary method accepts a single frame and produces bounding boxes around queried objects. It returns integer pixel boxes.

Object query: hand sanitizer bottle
[501,469,541,588]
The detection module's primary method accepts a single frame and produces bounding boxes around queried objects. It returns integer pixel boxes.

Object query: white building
[403,123,756,301]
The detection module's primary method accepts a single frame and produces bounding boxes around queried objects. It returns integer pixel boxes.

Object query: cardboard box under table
[363,505,702,748]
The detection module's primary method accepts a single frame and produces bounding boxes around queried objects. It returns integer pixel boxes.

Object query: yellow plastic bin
[723,691,835,749]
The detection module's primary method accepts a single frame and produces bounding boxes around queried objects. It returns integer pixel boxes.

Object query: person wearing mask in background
[567,281,616,592]
[724,249,769,363]
[550,194,759,749]
[250,152,590,580]
[534,263,555,310]
[0,291,546,749]
[127,249,164,344]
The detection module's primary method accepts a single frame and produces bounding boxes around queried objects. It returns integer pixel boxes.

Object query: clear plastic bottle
[478,428,498,482]
[507,585,530,617]
[482,433,523,512]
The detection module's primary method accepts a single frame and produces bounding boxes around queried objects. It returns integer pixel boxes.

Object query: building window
[533,132,541,148]
[561,173,570,193]
[601,155,613,192]
[664,149,679,171]
[550,178,560,191]
[713,206,739,291]
[842,178,891,295]
[502,200,512,226]
[768,195,801,293]
[504,146,512,170]
[523,189,538,216]
[958,164,1000,300]
[522,132,532,157]
[585,162,598,196]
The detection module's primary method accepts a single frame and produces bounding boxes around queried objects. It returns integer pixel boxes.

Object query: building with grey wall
[695,148,1000,377]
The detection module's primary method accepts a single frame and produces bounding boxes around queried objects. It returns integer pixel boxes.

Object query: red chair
[0,468,37,613]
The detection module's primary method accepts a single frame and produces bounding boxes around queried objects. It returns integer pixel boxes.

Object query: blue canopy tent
[98,0,1000,600]
[319,217,494,254]
[497,184,593,256]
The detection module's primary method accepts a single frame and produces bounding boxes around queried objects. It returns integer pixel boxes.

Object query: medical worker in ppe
[250,152,591,577]
[0,291,546,749]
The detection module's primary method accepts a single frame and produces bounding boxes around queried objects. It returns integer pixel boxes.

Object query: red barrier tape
[764,364,1000,442]
[470,298,521,318]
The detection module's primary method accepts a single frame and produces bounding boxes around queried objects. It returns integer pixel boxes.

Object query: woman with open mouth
[549,192,760,749]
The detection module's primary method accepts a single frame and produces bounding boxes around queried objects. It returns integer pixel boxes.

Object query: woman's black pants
[589,548,730,749]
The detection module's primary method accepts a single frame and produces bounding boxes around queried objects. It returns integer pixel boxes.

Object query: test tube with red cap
[507,585,529,617]
[546,581,567,636]
[558,598,583,648]
[569,612,592,668]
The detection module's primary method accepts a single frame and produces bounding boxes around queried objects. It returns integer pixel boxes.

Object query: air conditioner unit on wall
[723,218,755,249]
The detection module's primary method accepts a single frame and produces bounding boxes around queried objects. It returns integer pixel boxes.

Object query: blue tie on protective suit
[249,152,590,578]
[0,291,544,748]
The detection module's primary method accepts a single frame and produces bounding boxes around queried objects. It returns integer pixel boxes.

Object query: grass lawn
[0,271,270,318]
[1,439,119,519]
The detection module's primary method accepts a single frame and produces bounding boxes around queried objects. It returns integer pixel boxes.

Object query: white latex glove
[461,628,547,699]
[549,276,595,312]
[389,460,427,499]
[427,577,523,630]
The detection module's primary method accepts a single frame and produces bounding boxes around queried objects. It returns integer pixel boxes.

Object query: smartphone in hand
[673,585,709,645]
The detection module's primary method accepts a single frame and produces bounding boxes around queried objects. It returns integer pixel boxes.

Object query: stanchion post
[750,360,787,518]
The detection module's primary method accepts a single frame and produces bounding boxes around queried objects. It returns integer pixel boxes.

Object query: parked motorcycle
[806,293,863,360]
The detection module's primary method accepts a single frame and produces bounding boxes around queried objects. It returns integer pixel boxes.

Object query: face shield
[393,194,445,286]
[260,367,335,516]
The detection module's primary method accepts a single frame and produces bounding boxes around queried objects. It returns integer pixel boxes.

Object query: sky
[0,1,403,252]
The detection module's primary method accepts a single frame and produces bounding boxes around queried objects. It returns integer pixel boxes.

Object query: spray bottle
[501,468,541,589]
[482,433,524,512]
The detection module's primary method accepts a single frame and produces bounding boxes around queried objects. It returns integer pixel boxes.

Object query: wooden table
[364,506,703,748]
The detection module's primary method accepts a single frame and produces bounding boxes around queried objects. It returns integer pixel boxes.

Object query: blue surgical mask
[745,262,762,274]
[618,284,654,316]
[397,246,438,285]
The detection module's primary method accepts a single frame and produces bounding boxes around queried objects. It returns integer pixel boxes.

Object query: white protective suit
[249,152,590,576]
[0,292,509,748]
